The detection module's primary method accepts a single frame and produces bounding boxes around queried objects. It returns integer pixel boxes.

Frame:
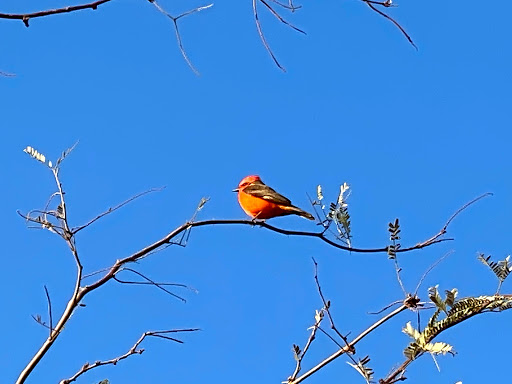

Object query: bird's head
[233,175,261,192]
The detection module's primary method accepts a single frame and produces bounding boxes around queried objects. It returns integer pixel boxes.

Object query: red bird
[234,175,314,220]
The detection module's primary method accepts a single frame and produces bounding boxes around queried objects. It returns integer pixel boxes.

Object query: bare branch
[0,0,112,27]
[149,0,213,75]
[77,214,453,305]
[444,192,493,230]
[252,0,306,71]
[253,0,286,71]
[78,194,480,299]
[288,304,408,384]
[363,0,417,50]
[59,328,199,384]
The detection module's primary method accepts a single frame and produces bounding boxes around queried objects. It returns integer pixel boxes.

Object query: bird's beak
[232,188,239,192]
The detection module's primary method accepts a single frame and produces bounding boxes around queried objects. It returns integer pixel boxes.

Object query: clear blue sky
[1,0,511,383]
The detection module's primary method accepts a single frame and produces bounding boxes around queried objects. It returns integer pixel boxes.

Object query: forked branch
[0,0,212,74]
[288,304,409,384]
[59,328,199,384]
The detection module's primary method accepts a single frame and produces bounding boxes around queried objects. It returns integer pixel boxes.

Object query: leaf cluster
[403,285,512,360]
[315,183,352,246]
[387,219,401,259]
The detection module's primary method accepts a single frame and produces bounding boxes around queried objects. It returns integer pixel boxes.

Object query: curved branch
[81,191,486,299]
[80,215,452,298]
[16,167,82,384]
[363,0,417,50]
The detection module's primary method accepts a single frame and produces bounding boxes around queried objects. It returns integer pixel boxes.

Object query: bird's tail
[288,206,315,220]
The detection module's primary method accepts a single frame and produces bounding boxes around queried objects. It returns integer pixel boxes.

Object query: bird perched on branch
[234,175,314,220]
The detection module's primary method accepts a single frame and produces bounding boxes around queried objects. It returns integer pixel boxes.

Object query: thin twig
[253,0,305,71]
[43,286,53,337]
[289,309,324,380]
[253,0,286,71]
[31,315,51,330]
[269,0,301,11]
[260,0,305,34]
[81,266,114,280]
[306,193,323,225]
[444,193,493,230]
[113,267,192,302]
[72,187,164,234]
[393,256,407,296]
[0,70,16,77]
[308,258,360,370]
[414,193,492,248]
[364,0,417,50]
[414,251,454,295]
[312,258,351,345]
[368,299,402,315]
[316,326,344,349]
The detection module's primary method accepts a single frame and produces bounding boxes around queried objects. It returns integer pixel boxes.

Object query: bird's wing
[243,180,293,206]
